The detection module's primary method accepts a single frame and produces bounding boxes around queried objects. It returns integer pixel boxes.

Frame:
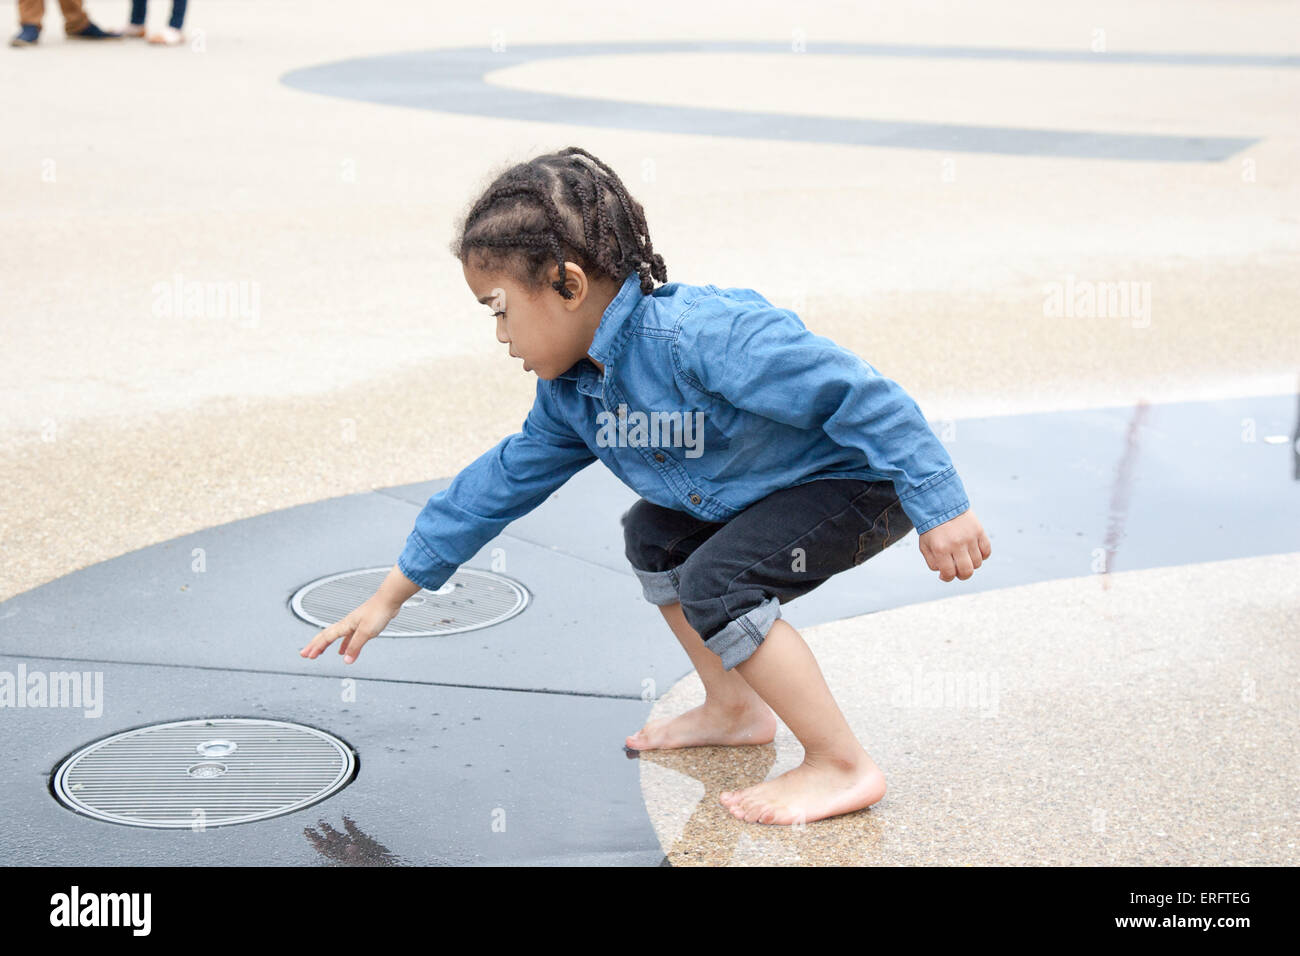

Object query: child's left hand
[918,510,990,582]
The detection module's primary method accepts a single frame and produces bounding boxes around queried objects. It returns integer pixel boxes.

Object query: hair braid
[451,147,668,299]
[558,147,667,294]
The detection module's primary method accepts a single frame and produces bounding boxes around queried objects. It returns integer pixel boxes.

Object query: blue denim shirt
[397,272,969,591]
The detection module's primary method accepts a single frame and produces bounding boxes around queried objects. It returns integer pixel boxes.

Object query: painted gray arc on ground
[279,40,1296,161]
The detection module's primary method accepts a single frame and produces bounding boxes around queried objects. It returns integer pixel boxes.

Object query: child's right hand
[917,508,991,583]
[299,592,402,665]
[300,563,423,664]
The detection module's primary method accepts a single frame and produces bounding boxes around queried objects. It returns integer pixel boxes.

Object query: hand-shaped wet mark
[304,815,403,865]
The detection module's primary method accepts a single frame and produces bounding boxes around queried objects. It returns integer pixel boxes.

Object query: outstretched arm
[301,379,596,663]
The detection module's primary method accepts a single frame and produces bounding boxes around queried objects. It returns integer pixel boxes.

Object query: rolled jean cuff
[707,595,782,671]
[632,565,680,605]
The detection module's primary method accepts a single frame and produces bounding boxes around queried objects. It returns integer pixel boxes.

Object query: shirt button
[689,493,701,504]
[653,452,665,462]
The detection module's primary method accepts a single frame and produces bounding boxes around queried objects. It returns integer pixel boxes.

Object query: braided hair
[450,146,667,298]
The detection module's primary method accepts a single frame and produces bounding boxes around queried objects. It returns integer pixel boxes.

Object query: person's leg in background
[12,0,47,45]
[12,0,117,42]
[55,0,90,33]
[17,0,46,29]
[120,0,147,37]
[145,0,185,43]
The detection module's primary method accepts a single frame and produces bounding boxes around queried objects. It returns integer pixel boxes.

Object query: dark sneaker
[9,24,40,46]
[69,22,122,39]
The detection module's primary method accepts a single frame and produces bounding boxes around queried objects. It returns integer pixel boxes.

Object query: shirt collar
[557,272,644,381]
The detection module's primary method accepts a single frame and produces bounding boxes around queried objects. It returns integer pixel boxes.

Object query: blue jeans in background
[131,0,186,29]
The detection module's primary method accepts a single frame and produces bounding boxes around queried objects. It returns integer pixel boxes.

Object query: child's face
[462,259,603,380]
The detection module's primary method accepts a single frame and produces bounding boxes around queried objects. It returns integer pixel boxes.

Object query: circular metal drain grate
[291,567,530,636]
[52,718,355,829]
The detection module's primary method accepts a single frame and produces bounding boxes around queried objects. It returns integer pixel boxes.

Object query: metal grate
[51,718,355,829]
[290,567,529,637]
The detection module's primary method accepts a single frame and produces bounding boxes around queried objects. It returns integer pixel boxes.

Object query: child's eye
[492,311,506,319]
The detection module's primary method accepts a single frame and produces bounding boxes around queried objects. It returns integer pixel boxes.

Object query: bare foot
[719,752,886,824]
[625,700,777,751]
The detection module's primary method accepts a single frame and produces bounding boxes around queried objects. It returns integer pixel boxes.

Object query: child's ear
[548,261,588,304]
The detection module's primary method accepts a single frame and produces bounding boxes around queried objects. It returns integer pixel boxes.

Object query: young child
[300,146,991,826]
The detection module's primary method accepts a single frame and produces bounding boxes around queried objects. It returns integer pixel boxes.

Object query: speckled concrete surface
[640,553,1300,865]
[0,355,534,604]
[3,0,1298,865]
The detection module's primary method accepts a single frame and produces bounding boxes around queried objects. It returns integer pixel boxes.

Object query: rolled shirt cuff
[396,531,458,593]
[901,466,971,535]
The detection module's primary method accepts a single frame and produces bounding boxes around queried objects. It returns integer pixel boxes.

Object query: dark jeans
[131,0,186,29]
[621,477,913,670]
